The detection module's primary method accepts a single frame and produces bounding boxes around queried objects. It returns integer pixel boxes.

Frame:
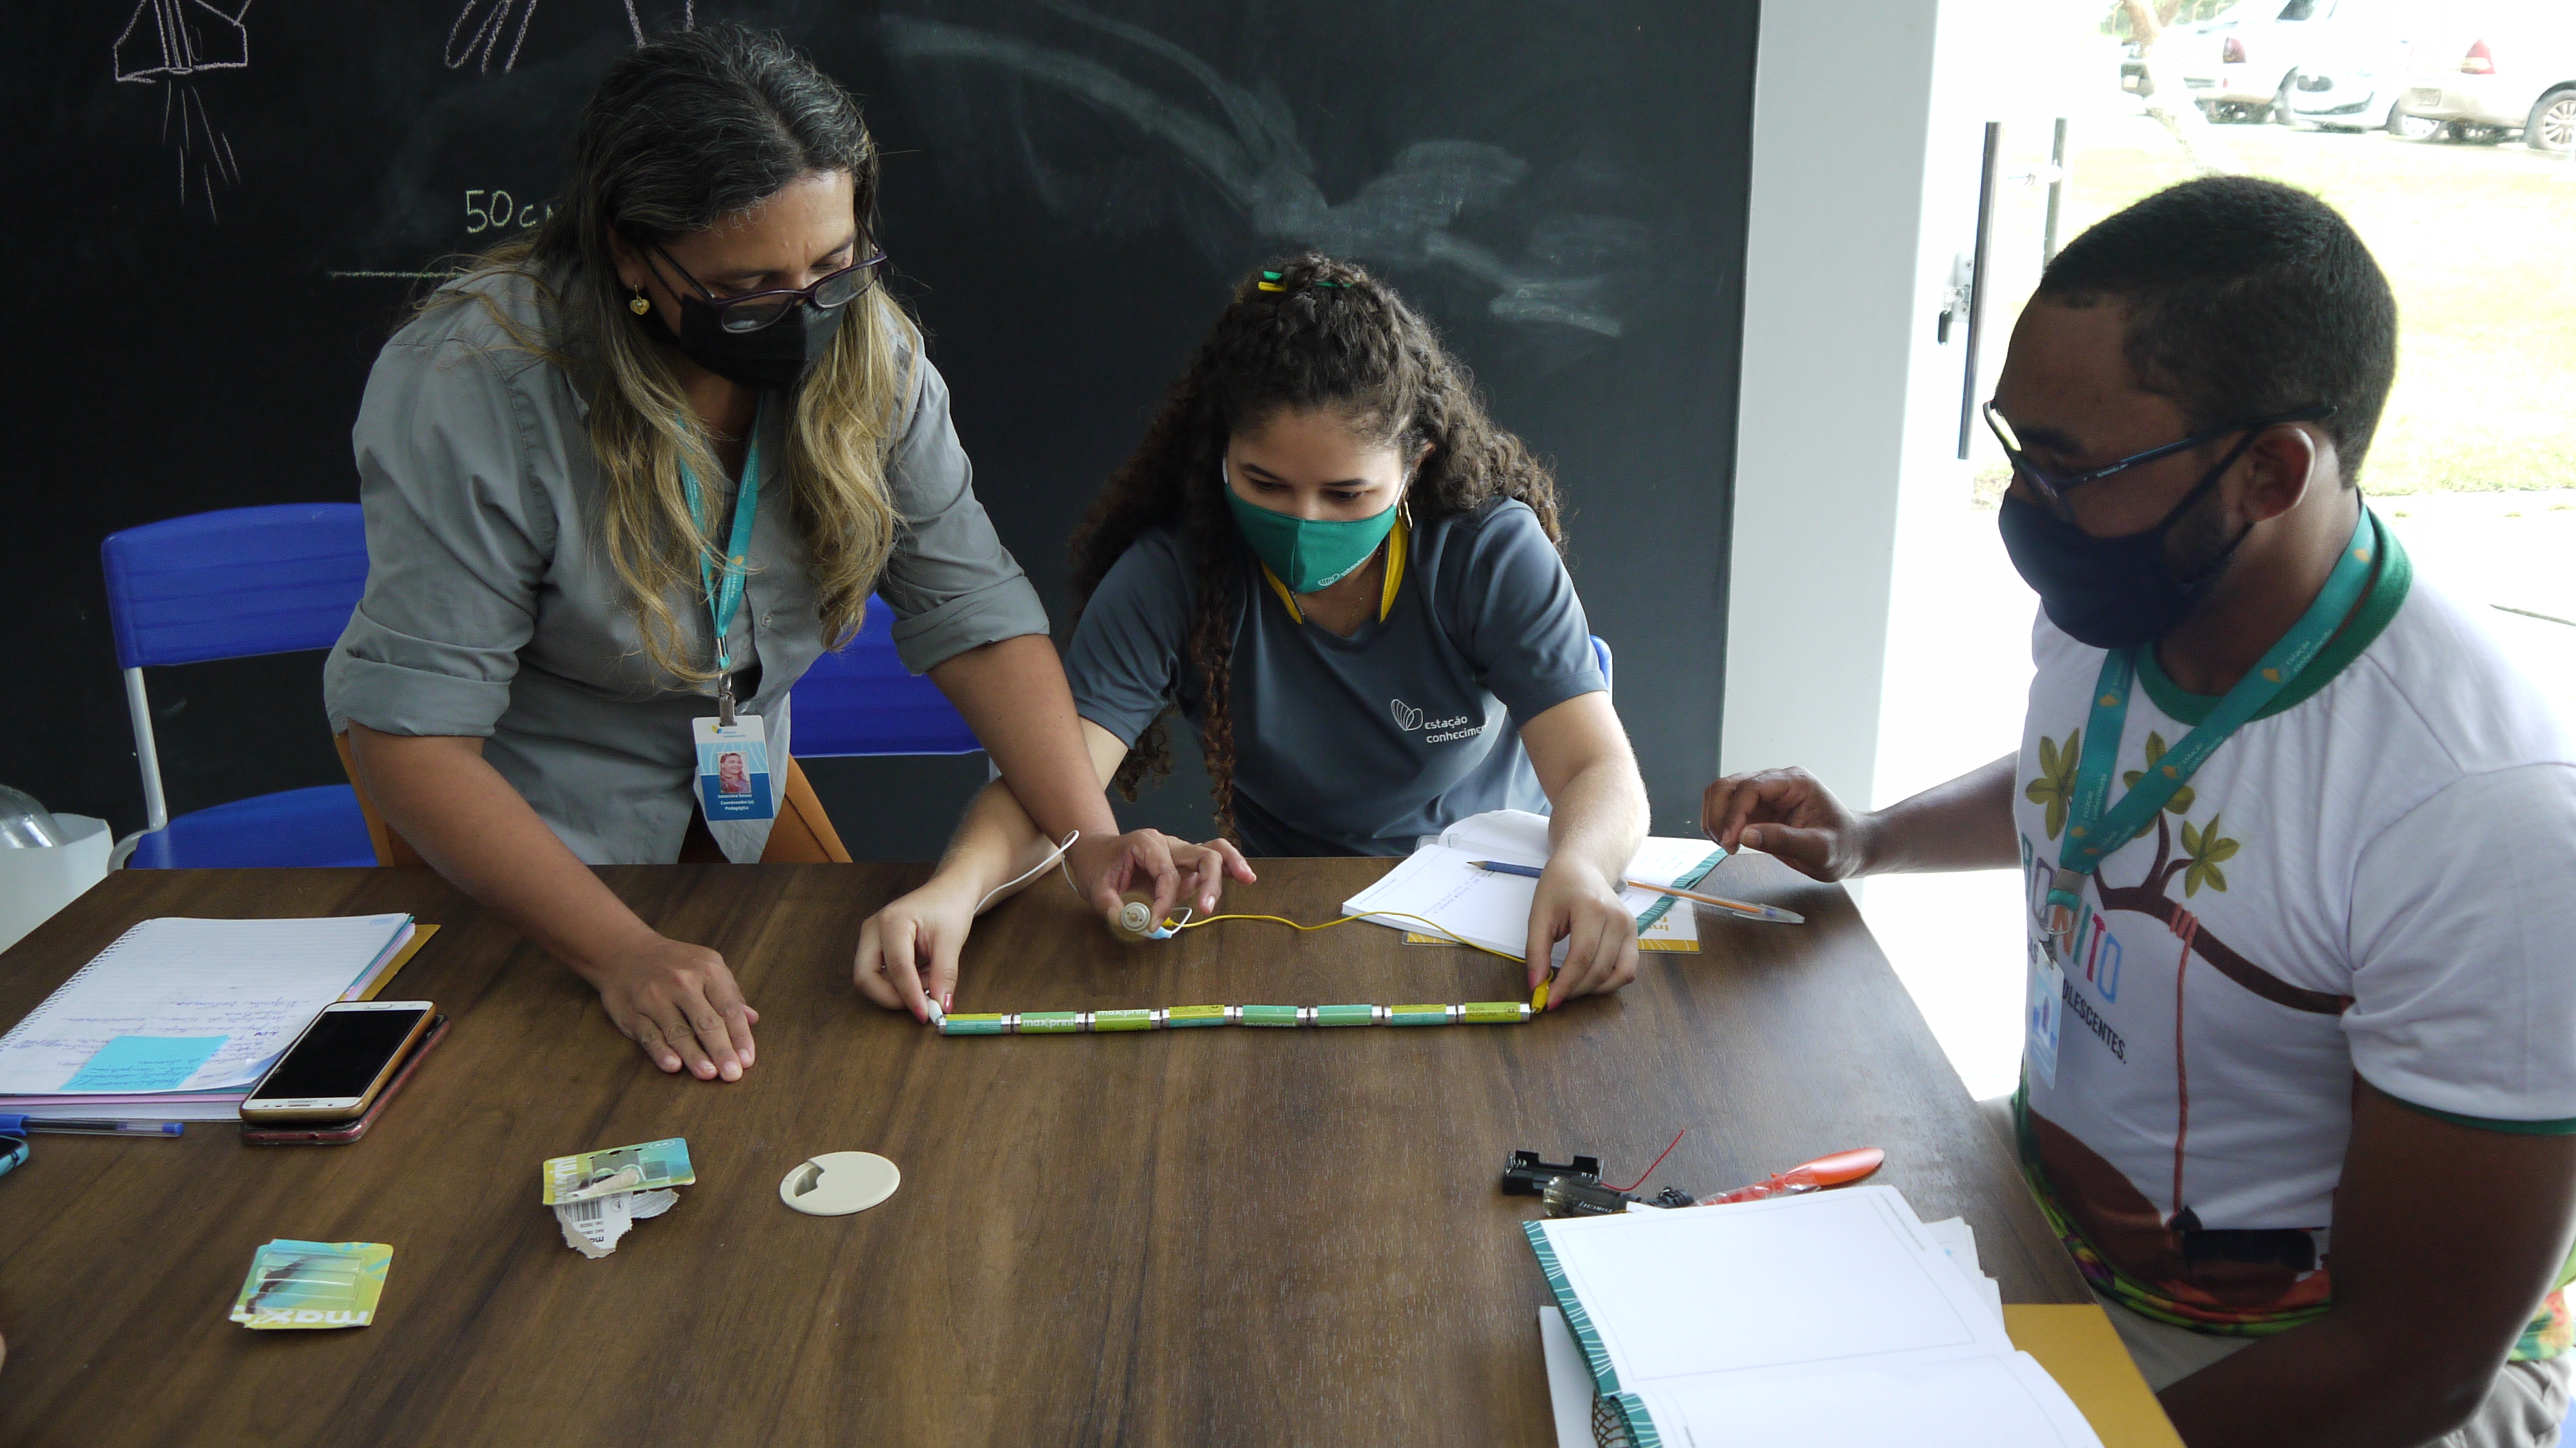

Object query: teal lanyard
[2046,508,2380,921]
[677,401,764,721]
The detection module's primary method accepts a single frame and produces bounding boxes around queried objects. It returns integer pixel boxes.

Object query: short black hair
[2038,175,2396,486]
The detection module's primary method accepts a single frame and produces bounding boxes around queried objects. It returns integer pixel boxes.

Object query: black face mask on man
[1996,430,2266,651]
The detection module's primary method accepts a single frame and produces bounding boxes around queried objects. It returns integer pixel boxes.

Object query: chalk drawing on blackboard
[882,3,1625,337]
[444,0,691,74]
[114,0,254,221]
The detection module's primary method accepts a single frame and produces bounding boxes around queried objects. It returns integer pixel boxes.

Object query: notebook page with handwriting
[0,915,414,1094]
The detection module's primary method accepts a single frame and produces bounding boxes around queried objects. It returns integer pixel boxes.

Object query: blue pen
[0,1113,185,1137]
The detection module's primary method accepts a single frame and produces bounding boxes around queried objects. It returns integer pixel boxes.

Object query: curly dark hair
[1068,252,1566,840]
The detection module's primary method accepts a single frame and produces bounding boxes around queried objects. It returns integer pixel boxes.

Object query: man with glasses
[1704,176,2576,1447]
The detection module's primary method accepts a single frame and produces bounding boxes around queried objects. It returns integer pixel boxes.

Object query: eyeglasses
[1983,400,2335,518]
[649,243,889,334]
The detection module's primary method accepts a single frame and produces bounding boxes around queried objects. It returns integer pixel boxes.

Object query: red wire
[1607,1127,1687,1194]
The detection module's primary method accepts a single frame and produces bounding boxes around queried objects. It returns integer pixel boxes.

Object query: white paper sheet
[1344,810,1725,958]
[1539,1308,1598,1448]
[0,915,413,1094]
[1626,1350,2105,1448]
[1532,1188,2102,1448]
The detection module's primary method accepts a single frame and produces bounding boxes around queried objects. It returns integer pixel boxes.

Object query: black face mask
[1996,439,2257,649]
[670,291,844,392]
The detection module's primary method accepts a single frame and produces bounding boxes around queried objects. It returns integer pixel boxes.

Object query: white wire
[974,830,1084,915]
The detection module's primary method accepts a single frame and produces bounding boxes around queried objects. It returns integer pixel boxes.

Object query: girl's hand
[1066,829,1255,928]
[1173,835,1257,916]
[1526,859,1639,1008]
[856,872,982,1022]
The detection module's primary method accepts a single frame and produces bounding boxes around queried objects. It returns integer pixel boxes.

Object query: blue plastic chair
[788,599,983,758]
[784,622,1605,860]
[790,618,1610,755]
[100,504,377,868]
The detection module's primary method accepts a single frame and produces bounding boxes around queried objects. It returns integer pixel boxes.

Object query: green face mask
[1221,459,1401,594]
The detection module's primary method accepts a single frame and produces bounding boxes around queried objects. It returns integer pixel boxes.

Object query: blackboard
[1,0,1754,856]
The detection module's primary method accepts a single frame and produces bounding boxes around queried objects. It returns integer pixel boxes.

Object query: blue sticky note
[62,1035,229,1093]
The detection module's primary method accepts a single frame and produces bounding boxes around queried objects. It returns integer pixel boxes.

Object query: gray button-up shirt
[324,270,1046,864]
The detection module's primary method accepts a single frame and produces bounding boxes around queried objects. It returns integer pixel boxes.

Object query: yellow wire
[1170,910,1526,966]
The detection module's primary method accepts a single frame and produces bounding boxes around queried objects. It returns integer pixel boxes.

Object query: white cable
[974,830,1083,915]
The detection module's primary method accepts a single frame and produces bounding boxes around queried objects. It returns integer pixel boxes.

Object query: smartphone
[240,1001,436,1123]
[240,1016,448,1145]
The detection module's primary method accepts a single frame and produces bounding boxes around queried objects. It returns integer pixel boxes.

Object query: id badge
[692,715,777,824]
[2025,937,2065,1090]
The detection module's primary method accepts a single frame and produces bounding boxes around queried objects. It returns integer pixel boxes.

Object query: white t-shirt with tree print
[2012,516,2576,1342]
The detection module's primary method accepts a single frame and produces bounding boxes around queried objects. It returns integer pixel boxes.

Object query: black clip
[1502,1149,1602,1197]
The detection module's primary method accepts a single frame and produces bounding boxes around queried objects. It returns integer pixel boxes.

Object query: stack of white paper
[0,915,415,1120]
[1527,1186,2103,1448]
[1341,809,1724,961]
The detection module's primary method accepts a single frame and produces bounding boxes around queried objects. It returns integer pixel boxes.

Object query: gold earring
[629,287,650,316]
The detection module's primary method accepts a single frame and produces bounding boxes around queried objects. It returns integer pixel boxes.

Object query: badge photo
[2026,938,2065,1090]
[692,716,777,823]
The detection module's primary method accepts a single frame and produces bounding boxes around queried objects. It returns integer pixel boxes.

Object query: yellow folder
[352,924,438,1000]
[2003,1303,2185,1448]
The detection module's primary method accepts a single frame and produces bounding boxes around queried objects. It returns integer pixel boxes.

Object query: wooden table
[0,854,2083,1447]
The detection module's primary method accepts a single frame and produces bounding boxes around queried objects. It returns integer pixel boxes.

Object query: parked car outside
[2179,0,2401,123]
[2125,8,2237,95]
[2398,1,2576,150]
[2286,5,2437,134]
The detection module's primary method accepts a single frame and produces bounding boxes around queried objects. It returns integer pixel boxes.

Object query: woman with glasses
[325,24,1213,1083]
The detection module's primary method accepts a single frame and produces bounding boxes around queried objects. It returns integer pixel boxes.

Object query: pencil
[1624,879,1804,925]
[1469,859,1804,926]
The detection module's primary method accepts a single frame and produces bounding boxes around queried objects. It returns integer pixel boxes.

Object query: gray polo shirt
[1066,500,1605,857]
[323,269,1046,864]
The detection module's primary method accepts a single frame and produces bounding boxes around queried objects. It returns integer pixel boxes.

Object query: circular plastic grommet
[779,1151,900,1216]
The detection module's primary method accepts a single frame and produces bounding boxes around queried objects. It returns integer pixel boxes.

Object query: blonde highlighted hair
[428,22,913,681]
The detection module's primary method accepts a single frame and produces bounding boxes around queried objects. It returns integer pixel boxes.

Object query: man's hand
[1527,858,1639,1007]
[856,872,981,1022]
[1700,767,1877,881]
[573,933,759,1081]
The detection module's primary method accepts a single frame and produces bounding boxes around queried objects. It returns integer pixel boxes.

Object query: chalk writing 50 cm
[464,189,551,234]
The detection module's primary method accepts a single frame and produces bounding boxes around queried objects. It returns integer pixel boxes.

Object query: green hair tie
[1255,270,1346,294]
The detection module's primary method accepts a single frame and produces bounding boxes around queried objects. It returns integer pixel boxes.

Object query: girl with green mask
[857,255,1651,1018]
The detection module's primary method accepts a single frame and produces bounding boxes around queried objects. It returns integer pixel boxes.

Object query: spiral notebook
[0,915,420,1120]
[1343,809,1725,961]
[1525,1186,2105,1448]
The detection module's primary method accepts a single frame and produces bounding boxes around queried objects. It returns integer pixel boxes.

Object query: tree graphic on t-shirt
[2025,728,2347,1313]
[2027,732,2338,1016]
[2026,730,2081,840]
[2119,732,2197,818]
[2177,815,2239,897]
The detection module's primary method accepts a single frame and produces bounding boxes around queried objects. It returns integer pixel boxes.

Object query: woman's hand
[855,871,982,1022]
[573,933,759,1080]
[1526,858,1639,1007]
[1065,828,1253,928]
[857,833,1253,1021]
[1171,835,1258,917]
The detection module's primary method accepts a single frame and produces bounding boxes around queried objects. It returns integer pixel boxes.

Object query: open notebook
[0,915,420,1120]
[1526,1186,2105,1448]
[1341,809,1724,960]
